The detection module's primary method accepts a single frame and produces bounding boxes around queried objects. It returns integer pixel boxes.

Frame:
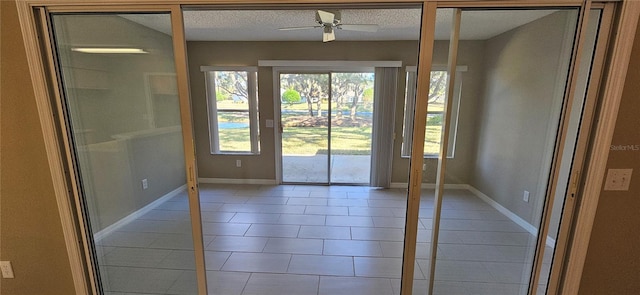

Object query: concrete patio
[283,155,371,184]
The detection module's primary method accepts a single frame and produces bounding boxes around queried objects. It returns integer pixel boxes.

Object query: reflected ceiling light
[71,47,148,54]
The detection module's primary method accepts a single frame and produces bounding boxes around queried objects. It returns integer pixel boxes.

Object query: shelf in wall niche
[64,66,110,90]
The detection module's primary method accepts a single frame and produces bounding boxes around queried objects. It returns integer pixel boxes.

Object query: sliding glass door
[403,4,610,295]
[48,10,205,294]
[279,71,374,184]
[330,72,374,184]
[280,73,331,183]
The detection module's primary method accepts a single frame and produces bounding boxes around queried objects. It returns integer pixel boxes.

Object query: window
[401,67,463,158]
[202,66,259,154]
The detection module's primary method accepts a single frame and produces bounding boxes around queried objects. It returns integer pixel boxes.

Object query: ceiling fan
[278,10,379,42]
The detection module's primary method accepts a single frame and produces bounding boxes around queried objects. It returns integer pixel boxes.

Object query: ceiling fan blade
[316,10,335,24]
[278,26,321,31]
[338,24,379,32]
[323,26,336,42]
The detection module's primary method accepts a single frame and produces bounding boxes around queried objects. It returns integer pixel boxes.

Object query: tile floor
[96,184,552,295]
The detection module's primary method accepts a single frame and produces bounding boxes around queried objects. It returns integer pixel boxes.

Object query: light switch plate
[604,169,633,191]
[141,179,148,190]
[1,261,14,279]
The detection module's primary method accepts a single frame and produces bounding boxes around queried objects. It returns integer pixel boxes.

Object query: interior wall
[468,11,574,225]
[52,15,186,232]
[0,1,76,293]
[187,40,485,184]
[578,18,640,294]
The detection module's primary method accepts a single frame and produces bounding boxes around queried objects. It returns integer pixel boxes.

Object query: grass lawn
[218,123,443,156]
[216,96,445,155]
[282,126,372,155]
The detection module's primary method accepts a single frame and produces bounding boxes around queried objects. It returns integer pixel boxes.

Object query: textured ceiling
[123,8,558,41]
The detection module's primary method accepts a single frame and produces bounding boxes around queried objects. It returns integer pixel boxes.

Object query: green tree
[363,87,374,102]
[216,90,229,101]
[332,73,374,119]
[215,71,249,103]
[281,88,301,105]
[428,71,447,103]
[281,74,328,117]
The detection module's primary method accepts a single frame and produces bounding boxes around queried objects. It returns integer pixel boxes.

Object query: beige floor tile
[263,237,323,255]
[222,252,291,273]
[323,239,382,257]
[244,224,300,238]
[206,236,268,252]
[319,276,394,295]
[288,254,354,276]
[242,273,319,295]
[298,225,351,239]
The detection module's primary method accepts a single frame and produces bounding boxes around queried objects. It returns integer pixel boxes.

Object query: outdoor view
[212,70,258,153]
[403,70,450,156]
[280,72,375,183]
[425,70,448,155]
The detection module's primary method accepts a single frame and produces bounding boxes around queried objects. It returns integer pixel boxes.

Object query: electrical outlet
[266,119,274,128]
[1,261,14,279]
[523,191,530,203]
[236,160,242,168]
[423,164,427,171]
[604,169,633,191]
[142,179,148,190]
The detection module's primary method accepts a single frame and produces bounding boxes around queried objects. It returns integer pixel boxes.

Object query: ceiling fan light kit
[279,9,379,42]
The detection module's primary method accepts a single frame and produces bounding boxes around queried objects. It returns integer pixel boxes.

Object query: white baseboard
[198,178,277,185]
[93,184,186,242]
[389,182,469,189]
[466,185,556,249]
[465,185,538,234]
[391,182,556,248]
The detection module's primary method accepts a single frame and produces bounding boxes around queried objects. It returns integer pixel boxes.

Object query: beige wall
[187,40,485,184]
[0,1,76,294]
[578,18,640,295]
[468,11,575,224]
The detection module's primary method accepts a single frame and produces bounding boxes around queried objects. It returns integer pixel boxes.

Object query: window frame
[202,66,260,155]
[401,65,465,158]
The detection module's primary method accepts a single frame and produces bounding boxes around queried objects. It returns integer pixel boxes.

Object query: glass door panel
[51,13,198,294]
[540,8,604,293]
[409,8,456,293]
[423,8,581,295]
[330,72,374,184]
[280,73,330,183]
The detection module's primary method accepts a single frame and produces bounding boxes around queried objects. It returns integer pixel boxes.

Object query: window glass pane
[207,69,258,154]
[218,111,251,152]
[215,71,249,110]
[425,113,443,155]
[425,70,448,155]
[427,71,447,112]
[402,70,457,157]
